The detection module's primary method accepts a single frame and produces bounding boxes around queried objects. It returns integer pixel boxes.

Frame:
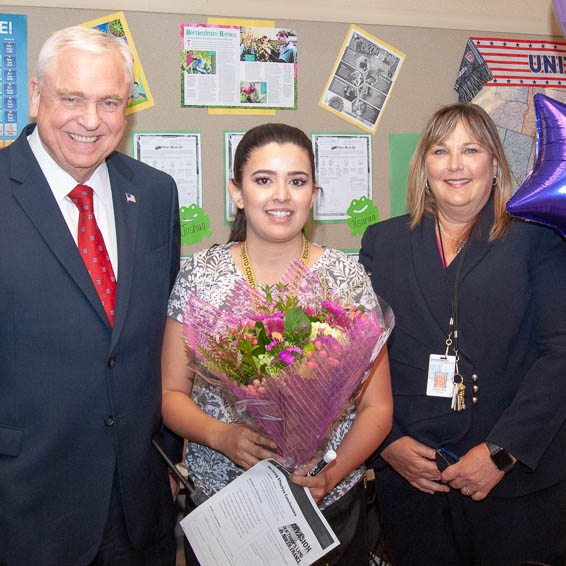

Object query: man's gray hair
[37,26,134,86]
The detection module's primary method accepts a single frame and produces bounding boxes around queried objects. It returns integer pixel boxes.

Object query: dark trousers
[376,476,566,566]
[89,470,176,566]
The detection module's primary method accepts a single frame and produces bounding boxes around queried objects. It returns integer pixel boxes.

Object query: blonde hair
[37,26,134,88]
[407,103,512,241]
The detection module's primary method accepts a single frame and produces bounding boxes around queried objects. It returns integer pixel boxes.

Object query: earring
[425,180,431,190]
[492,176,497,187]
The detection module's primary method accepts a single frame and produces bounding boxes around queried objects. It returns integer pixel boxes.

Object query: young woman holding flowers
[161,123,393,565]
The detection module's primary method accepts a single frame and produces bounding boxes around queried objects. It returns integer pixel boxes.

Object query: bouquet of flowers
[183,258,393,468]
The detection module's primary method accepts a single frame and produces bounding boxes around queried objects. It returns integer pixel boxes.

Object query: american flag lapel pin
[125,193,136,203]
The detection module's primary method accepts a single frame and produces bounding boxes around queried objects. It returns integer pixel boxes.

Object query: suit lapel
[107,153,138,350]
[459,199,496,285]
[410,214,453,341]
[10,127,111,329]
[410,202,496,359]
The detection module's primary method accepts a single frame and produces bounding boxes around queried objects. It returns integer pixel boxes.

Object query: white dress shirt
[28,127,119,277]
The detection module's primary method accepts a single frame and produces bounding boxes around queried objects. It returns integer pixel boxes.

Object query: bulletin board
[1,4,558,256]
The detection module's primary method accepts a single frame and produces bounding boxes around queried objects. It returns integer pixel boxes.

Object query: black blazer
[0,125,181,565]
[360,200,566,497]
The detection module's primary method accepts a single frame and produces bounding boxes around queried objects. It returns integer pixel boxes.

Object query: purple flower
[278,350,296,365]
[266,339,280,352]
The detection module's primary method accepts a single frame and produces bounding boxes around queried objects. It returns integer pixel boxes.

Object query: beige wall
[1,3,562,255]
[2,0,561,35]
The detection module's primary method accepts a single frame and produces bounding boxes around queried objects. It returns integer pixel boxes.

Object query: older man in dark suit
[0,26,180,565]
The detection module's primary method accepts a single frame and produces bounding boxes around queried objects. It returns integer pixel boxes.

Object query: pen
[307,449,337,476]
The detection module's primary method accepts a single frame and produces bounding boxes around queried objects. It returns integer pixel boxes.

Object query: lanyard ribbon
[240,236,311,311]
[436,217,470,411]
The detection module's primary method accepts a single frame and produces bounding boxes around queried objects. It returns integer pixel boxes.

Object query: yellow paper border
[319,24,406,134]
[208,18,274,27]
[209,108,276,115]
[80,11,154,115]
[206,17,277,116]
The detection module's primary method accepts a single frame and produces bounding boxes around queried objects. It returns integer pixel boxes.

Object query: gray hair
[37,26,134,87]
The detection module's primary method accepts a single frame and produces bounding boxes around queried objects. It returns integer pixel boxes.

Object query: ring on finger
[463,486,471,495]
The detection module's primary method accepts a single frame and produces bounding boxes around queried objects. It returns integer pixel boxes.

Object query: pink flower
[329,357,339,366]
[319,350,328,359]
[264,314,284,335]
[307,361,317,370]
[322,299,346,317]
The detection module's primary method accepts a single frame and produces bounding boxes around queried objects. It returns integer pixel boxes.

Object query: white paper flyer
[181,459,339,566]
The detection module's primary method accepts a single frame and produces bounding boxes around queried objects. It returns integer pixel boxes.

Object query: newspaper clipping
[181,459,339,566]
[132,132,202,209]
[181,24,297,109]
[312,133,372,222]
[224,131,246,222]
[319,25,405,133]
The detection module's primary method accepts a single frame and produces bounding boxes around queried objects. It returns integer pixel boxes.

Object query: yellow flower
[309,322,341,341]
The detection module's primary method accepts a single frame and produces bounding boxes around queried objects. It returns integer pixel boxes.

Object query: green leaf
[284,307,311,339]
[255,321,270,349]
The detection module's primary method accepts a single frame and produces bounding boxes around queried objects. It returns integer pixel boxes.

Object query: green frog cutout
[346,196,379,236]
[179,204,212,246]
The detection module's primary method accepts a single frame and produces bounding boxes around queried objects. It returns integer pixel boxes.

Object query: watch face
[492,449,514,472]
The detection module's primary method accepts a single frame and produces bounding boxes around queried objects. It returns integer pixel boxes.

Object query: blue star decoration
[507,94,566,237]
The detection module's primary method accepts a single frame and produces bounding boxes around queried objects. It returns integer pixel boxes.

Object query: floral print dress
[167,243,378,509]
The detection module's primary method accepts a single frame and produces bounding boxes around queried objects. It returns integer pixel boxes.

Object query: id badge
[426,354,456,398]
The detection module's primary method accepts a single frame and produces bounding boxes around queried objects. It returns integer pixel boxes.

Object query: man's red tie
[68,184,117,326]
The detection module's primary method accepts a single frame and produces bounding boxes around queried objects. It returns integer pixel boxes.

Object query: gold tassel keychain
[451,354,466,411]
[451,375,466,411]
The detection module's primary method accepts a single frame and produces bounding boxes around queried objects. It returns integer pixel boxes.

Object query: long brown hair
[228,123,316,243]
[407,103,512,241]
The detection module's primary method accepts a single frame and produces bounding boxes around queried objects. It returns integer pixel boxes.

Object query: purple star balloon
[506,93,566,237]
[553,0,566,37]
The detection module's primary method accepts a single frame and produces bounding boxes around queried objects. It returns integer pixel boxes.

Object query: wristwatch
[486,441,516,473]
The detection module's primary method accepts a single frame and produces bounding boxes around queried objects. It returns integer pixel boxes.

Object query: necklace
[438,221,469,255]
[240,235,311,291]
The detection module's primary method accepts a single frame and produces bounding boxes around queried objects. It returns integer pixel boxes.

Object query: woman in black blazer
[360,103,566,566]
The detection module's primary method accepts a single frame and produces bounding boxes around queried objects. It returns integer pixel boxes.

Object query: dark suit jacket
[0,124,181,565]
[360,200,566,497]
